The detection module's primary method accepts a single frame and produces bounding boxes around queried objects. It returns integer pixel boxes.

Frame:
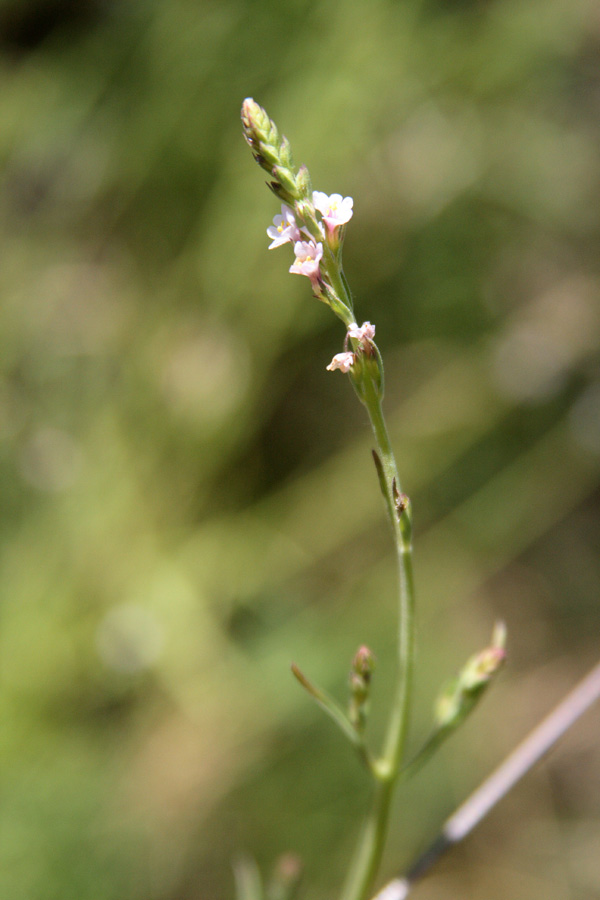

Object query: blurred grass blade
[233,854,265,900]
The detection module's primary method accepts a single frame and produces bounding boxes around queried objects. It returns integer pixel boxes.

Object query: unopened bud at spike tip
[241,98,302,204]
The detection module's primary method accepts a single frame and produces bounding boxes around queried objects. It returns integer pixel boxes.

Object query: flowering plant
[238,98,600,900]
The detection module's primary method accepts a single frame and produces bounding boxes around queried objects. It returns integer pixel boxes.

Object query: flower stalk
[241,98,500,900]
[241,96,415,900]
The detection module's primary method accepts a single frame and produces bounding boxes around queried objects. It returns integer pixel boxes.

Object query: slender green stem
[398,729,448,782]
[325,260,355,326]
[317,253,415,900]
[340,778,394,900]
[340,371,416,900]
[363,379,415,776]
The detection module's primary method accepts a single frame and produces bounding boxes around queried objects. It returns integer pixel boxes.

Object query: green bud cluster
[434,623,506,732]
[349,645,376,734]
[241,98,312,208]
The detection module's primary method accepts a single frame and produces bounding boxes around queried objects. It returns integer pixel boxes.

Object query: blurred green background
[1,0,599,898]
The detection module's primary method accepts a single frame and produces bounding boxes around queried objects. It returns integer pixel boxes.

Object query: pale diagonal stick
[371,660,600,900]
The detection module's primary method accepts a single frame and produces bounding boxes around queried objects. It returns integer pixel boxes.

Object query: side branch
[370,659,600,900]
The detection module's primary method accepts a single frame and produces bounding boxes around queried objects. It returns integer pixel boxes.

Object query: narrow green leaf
[291,662,366,752]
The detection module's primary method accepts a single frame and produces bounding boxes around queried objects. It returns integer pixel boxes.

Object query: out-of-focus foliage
[1,1,599,898]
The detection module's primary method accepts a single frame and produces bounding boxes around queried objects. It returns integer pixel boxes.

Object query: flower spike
[241,98,309,207]
[242,99,357,324]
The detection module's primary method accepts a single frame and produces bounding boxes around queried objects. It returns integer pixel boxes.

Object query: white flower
[267,205,302,249]
[289,240,323,282]
[313,191,354,230]
[348,321,376,343]
[326,351,355,373]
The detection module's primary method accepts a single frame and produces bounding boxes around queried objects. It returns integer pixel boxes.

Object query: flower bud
[434,622,506,732]
[295,165,313,201]
[272,165,299,198]
[268,180,296,207]
[349,645,376,734]
[268,853,303,900]
[353,644,376,679]
[294,196,322,243]
[278,135,293,170]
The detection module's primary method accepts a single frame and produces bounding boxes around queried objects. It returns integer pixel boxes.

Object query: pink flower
[289,240,323,283]
[326,351,355,373]
[267,205,303,249]
[313,191,354,231]
[348,321,376,343]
